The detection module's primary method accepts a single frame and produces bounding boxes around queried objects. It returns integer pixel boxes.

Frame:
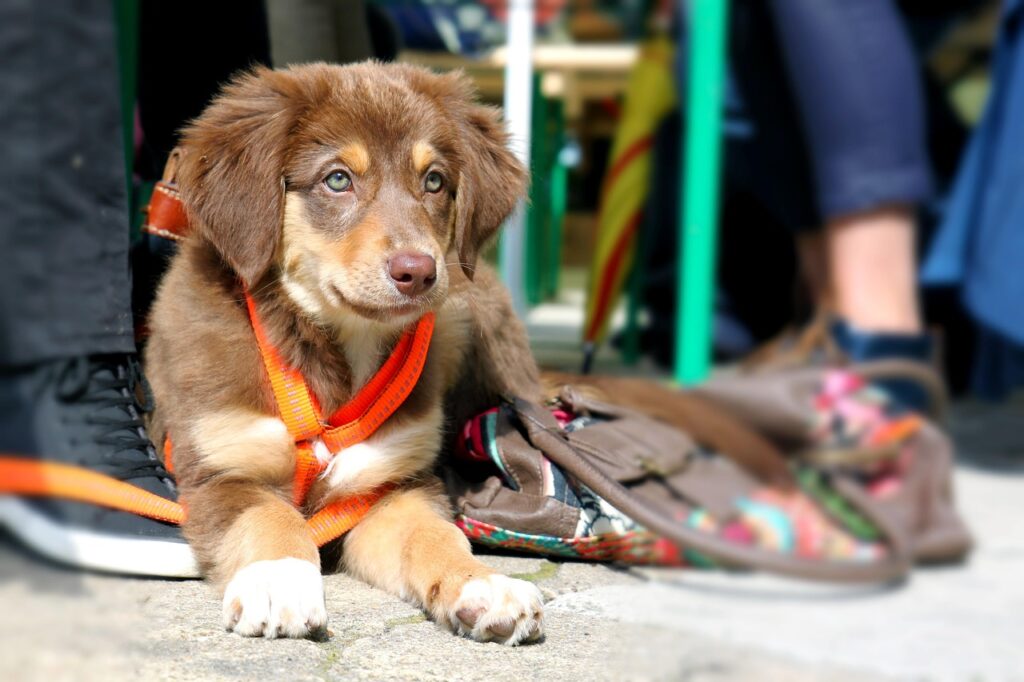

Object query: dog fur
[145,62,544,644]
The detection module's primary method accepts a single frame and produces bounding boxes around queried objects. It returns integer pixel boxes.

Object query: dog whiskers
[445,260,475,273]
[228,276,281,304]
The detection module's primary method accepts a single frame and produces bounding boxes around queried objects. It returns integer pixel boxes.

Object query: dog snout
[388,251,437,297]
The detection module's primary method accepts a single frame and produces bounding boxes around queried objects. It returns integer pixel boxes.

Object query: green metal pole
[544,98,567,301]
[525,74,546,305]
[546,152,567,297]
[676,0,729,385]
[113,0,139,229]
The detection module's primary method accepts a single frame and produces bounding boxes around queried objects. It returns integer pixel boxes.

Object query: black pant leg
[0,0,134,367]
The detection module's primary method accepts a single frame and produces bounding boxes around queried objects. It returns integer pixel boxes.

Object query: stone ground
[2,294,1022,681]
[1,397,1020,682]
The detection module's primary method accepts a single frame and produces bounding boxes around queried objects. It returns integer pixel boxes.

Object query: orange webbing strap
[320,312,436,452]
[244,292,435,507]
[0,457,185,524]
[306,484,395,546]
[292,443,322,507]
[244,293,323,442]
[163,437,175,474]
[326,325,417,427]
[0,456,389,548]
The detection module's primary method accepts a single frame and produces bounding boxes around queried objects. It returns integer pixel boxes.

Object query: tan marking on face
[330,214,387,270]
[412,141,436,174]
[190,410,294,484]
[281,192,383,280]
[340,142,370,175]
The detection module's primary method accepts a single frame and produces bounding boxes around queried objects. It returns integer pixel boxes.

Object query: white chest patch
[321,407,443,492]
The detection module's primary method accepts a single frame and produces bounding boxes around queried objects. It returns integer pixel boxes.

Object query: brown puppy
[145,62,544,644]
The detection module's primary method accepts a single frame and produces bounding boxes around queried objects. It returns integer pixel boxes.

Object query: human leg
[0,0,195,576]
[768,0,931,333]
[765,0,936,406]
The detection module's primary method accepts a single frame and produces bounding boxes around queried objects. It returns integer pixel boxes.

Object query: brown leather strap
[543,372,796,487]
[142,148,189,241]
[510,397,912,584]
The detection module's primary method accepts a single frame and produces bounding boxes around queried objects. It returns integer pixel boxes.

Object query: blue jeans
[766,0,933,220]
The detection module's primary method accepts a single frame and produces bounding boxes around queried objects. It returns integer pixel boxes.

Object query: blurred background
[119,0,1023,396]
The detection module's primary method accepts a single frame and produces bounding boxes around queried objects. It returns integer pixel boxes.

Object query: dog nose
[388,252,437,297]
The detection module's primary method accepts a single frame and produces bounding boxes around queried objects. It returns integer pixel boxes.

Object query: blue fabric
[766,0,933,219]
[831,320,933,364]
[922,1,1024,397]
[831,320,933,412]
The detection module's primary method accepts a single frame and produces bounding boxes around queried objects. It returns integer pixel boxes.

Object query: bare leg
[826,205,922,334]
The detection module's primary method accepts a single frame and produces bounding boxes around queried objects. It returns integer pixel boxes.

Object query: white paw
[222,558,327,639]
[449,574,544,645]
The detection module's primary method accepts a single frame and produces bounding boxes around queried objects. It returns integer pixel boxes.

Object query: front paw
[448,574,544,645]
[222,558,327,639]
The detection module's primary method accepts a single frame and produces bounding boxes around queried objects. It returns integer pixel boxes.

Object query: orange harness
[239,294,434,510]
[0,298,433,547]
[0,160,435,548]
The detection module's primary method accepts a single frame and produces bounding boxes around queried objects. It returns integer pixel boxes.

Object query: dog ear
[176,67,299,287]
[452,100,528,281]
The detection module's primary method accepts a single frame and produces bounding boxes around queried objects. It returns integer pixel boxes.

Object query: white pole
[499,0,534,316]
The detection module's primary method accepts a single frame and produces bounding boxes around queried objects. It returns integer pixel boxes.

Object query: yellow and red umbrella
[583,35,677,347]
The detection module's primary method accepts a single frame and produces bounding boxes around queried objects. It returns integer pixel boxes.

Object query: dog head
[176,62,526,325]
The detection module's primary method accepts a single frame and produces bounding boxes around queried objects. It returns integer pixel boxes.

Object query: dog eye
[424,171,444,194]
[324,171,352,192]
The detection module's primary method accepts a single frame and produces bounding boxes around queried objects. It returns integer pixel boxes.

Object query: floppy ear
[176,67,300,287]
[452,103,528,281]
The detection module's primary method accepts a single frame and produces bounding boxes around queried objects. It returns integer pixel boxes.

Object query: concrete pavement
[1,398,1021,681]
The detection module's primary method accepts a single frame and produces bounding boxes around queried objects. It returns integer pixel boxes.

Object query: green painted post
[545,98,567,300]
[113,0,139,229]
[525,74,547,305]
[676,0,729,385]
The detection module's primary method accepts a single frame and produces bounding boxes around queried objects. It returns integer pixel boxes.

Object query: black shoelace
[56,354,172,484]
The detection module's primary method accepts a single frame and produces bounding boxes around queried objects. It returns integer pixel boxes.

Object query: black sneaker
[0,354,199,577]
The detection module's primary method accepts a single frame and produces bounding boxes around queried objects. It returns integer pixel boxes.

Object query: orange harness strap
[244,292,436,505]
[243,294,324,443]
[306,483,396,546]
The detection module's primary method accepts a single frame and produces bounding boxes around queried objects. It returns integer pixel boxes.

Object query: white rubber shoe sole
[0,496,200,578]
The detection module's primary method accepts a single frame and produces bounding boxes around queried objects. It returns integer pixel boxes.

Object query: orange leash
[0,457,185,525]
[0,456,396,547]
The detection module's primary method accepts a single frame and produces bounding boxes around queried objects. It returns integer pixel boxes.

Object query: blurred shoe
[738,313,946,417]
[0,354,199,577]
[740,310,838,373]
